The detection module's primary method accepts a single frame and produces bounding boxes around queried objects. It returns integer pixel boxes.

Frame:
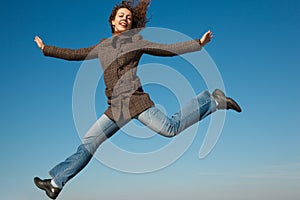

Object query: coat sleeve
[140,39,202,57]
[42,43,100,61]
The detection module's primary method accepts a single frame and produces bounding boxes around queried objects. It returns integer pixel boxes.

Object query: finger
[35,36,42,42]
[34,38,39,44]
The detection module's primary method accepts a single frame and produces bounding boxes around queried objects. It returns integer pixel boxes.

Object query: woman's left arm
[141,30,213,57]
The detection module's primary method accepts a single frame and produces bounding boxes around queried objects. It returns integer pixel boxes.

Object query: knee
[164,133,177,138]
[158,120,180,138]
[159,127,178,138]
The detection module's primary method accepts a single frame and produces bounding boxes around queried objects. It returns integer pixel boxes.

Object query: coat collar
[111,30,143,48]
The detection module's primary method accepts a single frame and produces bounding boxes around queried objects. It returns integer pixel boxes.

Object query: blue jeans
[49,91,217,188]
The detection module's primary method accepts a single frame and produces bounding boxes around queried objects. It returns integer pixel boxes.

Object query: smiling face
[111,8,133,34]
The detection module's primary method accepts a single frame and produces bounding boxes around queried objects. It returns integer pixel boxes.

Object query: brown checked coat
[43,31,202,122]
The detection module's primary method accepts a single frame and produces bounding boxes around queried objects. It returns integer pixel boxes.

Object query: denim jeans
[49,91,217,188]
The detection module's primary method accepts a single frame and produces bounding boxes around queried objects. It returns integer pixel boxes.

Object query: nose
[122,16,130,22]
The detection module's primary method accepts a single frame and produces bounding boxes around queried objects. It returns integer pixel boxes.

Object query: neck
[113,31,121,35]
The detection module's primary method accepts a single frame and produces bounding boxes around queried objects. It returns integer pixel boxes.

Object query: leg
[34,114,120,199]
[50,114,120,187]
[137,91,217,137]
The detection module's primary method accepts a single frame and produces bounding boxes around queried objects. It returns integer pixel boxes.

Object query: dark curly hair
[109,0,151,33]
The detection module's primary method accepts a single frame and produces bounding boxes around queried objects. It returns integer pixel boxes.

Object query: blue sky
[1,0,300,199]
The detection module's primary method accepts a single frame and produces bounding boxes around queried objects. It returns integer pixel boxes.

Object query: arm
[34,36,99,61]
[141,30,213,56]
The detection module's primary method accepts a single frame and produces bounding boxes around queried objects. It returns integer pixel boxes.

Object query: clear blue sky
[1,0,300,199]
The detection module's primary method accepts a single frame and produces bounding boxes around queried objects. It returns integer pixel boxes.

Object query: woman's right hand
[34,36,45,50]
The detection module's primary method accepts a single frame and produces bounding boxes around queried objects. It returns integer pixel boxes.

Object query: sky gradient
[1,0,300,199]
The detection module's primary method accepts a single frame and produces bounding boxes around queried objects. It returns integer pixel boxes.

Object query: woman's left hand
[200,30,213,47]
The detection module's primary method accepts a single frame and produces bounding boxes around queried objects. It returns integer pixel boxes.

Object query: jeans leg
[49,114,120,188]
[137,90,217,137]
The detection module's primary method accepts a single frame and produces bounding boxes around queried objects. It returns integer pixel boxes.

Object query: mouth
[119,21,128,28]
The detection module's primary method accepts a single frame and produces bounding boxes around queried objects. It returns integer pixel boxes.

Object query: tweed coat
[43,31,202,122]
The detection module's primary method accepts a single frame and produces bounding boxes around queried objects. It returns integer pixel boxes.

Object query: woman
[33,0,241,199]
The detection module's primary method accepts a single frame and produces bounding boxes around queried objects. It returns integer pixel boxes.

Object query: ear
[112,20,115,26]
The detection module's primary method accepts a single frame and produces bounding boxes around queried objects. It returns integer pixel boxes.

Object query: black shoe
[212,89,242,112]
[34,177,61,199]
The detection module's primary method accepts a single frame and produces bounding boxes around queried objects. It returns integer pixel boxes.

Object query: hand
[200,30,213,47]
[34,36,45,50]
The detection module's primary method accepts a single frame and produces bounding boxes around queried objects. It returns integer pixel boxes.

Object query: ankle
[51,179,60,188]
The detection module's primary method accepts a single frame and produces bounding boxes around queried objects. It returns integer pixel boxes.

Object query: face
[112,8,133,34]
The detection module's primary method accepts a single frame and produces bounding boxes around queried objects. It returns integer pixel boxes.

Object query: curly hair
[109,0,151,33]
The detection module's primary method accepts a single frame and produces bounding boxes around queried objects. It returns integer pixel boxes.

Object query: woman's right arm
[34,36,99,61]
